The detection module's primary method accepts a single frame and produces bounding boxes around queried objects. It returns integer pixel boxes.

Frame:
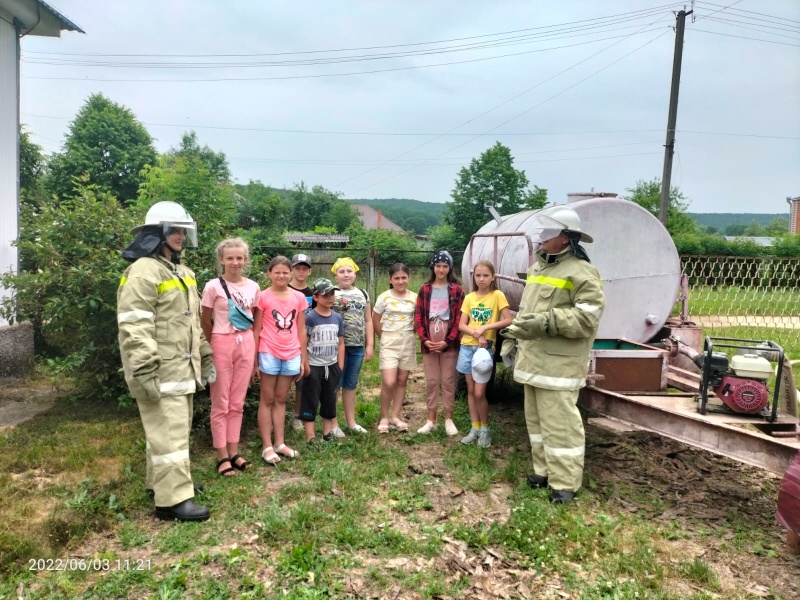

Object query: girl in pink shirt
[253,256,308,464]
[201,238,261,477]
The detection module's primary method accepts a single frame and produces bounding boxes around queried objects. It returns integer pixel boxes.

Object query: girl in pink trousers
[201,238,260,476]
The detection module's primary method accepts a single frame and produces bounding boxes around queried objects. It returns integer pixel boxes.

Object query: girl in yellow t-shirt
[457,260,513,448]
[373,263,418,433]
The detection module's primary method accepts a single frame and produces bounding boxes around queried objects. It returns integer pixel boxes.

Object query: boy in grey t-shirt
[300,278,345,444]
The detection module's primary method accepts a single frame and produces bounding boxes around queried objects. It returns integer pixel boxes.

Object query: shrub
[0,185,135,402]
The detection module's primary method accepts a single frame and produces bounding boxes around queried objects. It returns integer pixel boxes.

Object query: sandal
[216,457,236,477]
[230,453,251,471]
[275,443,299,459]
[389,417,409,432]
[261,446,281,465]
[377,419,390,434]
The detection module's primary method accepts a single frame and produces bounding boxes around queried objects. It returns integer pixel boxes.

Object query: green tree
[0,184,135,402]
[324,200,360,233]
[19,127,46,200]
[444,142,547,249]
[287,183,350,232]
[622,178,697,235]
[168,131,230,183]
[427,224,464,253]
[233,180,288,230]
[46,94,156,204]
[743,220,767,236]
[765,217,789,236]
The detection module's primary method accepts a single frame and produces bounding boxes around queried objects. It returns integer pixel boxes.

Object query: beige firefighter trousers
[523,385,585,492]
[138,393,195,507]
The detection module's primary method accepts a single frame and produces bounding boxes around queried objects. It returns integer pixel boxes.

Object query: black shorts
[299,363,342,421]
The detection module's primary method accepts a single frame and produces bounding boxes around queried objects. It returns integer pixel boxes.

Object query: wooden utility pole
[659,9,692,225]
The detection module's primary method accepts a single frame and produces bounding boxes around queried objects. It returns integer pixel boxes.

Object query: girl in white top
[201,238,261,476]
[372,263,418,433]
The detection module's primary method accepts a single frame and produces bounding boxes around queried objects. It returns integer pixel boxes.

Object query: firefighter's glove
[130,373,160,404]
[500,338,517,369]
[201,356,217,386]
[502,313,547,341]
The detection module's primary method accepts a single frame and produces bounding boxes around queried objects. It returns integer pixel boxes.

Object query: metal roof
[284,233,350,244]
[0,0,85,36]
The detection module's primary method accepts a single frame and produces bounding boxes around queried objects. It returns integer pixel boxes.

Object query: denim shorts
[258,352,301,376]
[340,346,365,390]
[456,341,493,375]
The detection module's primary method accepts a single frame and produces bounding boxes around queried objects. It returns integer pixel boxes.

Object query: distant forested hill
[346,198,445,234]
[689,213,788,231]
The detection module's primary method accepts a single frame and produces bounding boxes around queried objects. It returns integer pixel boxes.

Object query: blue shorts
[340,346,365,390]
[456,341,493,375]
[258,352,301,377]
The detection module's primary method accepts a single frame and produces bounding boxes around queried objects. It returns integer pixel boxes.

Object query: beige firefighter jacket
[117,255,212,401]
[504,249,604,391]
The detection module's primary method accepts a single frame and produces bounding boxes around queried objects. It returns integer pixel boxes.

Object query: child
[299,278,345,444]
[253,256,308,464]
[414,250,464,436]
[201,238,260,476]
[373,263,418,433]
[289,253,314,432]
[457,259,513,448]
[329,257,374,436]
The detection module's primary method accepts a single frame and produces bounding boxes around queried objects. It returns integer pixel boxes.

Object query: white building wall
[0,17,18,325]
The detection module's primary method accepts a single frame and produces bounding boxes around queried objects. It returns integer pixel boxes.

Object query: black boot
[155,499,210,521]
[526,474,548,489]
[549,489,576,504]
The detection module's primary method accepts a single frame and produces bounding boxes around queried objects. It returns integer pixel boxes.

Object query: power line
[336,13,673,189]
[692,28,800,47]
[24,4,684,59]
[348,29,671,195]
[21,28,671,82]
[695,1,800,25]
[702,15,800,37]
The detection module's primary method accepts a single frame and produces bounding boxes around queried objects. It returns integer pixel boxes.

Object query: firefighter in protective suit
[117,201,216,521]
[501,206,604,504]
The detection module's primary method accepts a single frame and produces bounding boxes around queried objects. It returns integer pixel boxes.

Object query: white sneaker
[347,423,367,434]
[477,429,492,448]
[330,426,347,439]
[417,421,437,434]
[444,419,459,436]
[461,429,479,445]
[292,418,303,432]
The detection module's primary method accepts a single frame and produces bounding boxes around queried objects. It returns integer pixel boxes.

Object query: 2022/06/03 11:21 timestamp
[28,558,152,571]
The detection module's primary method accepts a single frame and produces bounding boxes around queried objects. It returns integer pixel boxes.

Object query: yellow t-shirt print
[470,303,493,324]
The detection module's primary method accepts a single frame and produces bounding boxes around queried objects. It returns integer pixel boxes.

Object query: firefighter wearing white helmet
[501,205,604,504]
[117,201,215,521]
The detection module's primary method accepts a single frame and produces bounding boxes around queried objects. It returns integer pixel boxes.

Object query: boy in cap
[299,278,345,444]
[290,254,314,431]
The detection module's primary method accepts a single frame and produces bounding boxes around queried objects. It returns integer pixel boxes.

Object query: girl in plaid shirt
[414,251,464,436]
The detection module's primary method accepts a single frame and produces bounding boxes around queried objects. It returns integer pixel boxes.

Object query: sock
[471,421,481,431]
[480,423,489,430]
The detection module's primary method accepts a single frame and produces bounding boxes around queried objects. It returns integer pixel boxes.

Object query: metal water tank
[462,197,682,343]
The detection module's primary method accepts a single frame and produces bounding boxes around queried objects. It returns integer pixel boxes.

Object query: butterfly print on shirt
[272,309,296,333]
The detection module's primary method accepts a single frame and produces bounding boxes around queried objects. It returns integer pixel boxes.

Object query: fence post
[369,248,377,305]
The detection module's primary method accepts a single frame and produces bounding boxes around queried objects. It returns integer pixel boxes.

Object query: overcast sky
[19,0,800,214]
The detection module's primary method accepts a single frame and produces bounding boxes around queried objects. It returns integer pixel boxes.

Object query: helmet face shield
[162,222,198,248]
[529,214,566,245]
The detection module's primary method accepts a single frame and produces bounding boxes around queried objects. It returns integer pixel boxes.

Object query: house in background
[0,0,82,374]
[353,204,404,232]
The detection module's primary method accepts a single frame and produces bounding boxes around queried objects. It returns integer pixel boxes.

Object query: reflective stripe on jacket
[117,256,211,396]
[512,249,604,391]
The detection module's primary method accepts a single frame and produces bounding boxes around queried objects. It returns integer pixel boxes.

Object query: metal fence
[250,246,465,305]
[249,248,800,352]
[681,255,800,352]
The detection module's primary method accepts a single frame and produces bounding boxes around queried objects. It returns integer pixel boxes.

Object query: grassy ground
[1,357,798,599]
